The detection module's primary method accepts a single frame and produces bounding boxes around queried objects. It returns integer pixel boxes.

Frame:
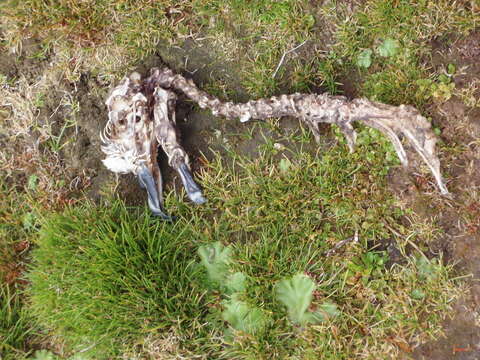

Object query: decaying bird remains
[101,69,206,221]
[101,67,448,219]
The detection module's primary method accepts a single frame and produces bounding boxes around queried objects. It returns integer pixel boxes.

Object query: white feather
[102,157,137,174]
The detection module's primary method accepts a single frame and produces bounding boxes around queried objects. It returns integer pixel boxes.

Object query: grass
[28,199,216,358]
[0,284,32,359]
[0,0,478,358]
[27,138,464,358]
[0,178,39,359]
[327,0,478,106]
[191,0,317,96]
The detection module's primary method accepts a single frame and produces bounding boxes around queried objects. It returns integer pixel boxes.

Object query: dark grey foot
[137,166,175,221]
[177,163,207,205]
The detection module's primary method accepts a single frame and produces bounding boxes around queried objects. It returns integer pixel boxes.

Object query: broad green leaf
[438,73,450,84]
[377,38,399,57]
[313,302,341,321]
[357,49,373,68]
[225,271,247,294]
[411,288,426,300]
[416,257,440,281]
[276,273,316,325]
[198,242,232,285]
[447,63,456,75]
[222,298,266,334]
[416,78,433,88]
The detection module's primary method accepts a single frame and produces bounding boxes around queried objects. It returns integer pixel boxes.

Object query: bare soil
[409,31,480,359]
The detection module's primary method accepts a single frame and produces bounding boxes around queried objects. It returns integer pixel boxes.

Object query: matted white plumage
[101,69,205,220]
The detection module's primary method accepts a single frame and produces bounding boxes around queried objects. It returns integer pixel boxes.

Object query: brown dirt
[405,31,480,360]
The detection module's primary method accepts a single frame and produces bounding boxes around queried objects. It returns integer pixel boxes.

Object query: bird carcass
[101,70,206,221]
[101,67,448,219]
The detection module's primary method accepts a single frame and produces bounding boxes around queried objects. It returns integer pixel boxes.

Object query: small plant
[222,296,267,336]
[346,251,389,285]
[415,256,441,281]
[357,49,373,68]
[198,242,267,334]
[376,38,400,58]
[46,117,77,153]
[276,274,339,326]
[198,242,232,287]
[432,75,455,101]
[416,70,457,103]
[278,157,292,174]
[356,38,399,68]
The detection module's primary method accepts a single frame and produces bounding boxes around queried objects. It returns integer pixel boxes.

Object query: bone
[145,67,448,195]
[152,87,206,204]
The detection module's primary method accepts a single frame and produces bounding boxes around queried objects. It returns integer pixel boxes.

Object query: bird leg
[137,164,175,221]
[102,73,175,220]
[102,71,206,220]
[153,87,206,205]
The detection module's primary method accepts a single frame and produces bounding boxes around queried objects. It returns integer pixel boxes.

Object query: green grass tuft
[0,284,35,360]
[27,141,464,358]
[27,200,216,358]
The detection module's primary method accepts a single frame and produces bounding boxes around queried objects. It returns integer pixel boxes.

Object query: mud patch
[390,31,480,359]
[412,298,480,360]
